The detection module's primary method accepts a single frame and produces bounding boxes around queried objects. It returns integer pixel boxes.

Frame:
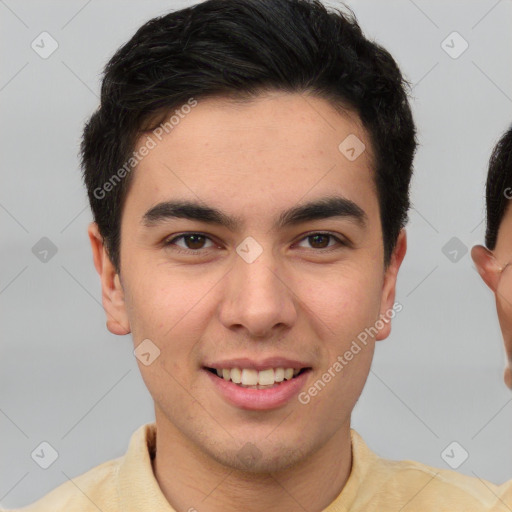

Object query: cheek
[123,266,217,358]
[299,267,383,338]
[121,267,174,344]
[125,277,207,399]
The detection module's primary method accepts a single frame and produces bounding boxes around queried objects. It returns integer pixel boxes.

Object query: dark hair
[485,125,512,249]
[81,0,416,273]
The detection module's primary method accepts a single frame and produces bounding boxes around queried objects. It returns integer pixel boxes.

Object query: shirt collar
[118,422,176,511]
[117,422,374,512]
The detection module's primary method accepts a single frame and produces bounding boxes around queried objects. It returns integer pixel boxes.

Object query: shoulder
[8,423,155,512]
[350,430,508,511]
[10,457,122,512]
[492,480,512,511]
[374,457,501,506]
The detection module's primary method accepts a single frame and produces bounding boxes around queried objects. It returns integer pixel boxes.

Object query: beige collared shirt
[9,423,512,511]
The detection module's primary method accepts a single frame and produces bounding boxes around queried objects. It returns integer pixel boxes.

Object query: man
[471,125,512,512]
[12,0,511,510]
[472,125,512,391]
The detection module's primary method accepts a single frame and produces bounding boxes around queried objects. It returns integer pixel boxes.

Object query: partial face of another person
[472,205,512,390]
[88,92,406,472]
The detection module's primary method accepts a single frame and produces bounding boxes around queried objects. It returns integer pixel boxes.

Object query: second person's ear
[471,245,502,292]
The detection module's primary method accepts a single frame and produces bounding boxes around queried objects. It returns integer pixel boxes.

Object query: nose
[218,247,297,339]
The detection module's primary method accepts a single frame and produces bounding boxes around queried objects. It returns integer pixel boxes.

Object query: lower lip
[203,368,311,410]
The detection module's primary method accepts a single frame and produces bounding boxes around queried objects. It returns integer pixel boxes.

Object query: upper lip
[203,357,312,371]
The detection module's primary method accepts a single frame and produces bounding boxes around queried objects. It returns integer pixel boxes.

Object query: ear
[88,222,131,336]
[375,229,407,341]
[471,245,501,292]
[504,365,512,390]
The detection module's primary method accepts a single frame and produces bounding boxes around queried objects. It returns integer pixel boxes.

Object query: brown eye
[164,233,215,252]
[308,234,331,249]
[182,234,207,250]
[297,232,346,250]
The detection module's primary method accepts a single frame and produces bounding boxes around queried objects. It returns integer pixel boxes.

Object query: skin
[472,205,512,390]
[88,92,406,512]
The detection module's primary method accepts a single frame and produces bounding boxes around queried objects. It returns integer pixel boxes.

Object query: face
[472,205,512,389]
[89,92,405,472]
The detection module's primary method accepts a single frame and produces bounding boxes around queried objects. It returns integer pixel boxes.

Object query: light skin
[88,92,406,512]
[472,204,512,390]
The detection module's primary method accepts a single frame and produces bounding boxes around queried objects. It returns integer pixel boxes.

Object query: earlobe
[375,230,407,341]
[471,245,501,292]
[107,273,131,335]
[87,222,131,336]
[505,365,512,390]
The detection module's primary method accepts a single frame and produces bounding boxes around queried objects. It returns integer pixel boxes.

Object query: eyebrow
[142,196,367,231]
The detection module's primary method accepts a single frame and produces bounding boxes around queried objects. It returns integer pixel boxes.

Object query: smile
[205,366,309,388]
[203,366,312,410]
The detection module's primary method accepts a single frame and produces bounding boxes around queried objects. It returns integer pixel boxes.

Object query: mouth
[203,366,312,390]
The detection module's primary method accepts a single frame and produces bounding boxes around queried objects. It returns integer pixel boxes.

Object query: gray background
[1,0,512,508]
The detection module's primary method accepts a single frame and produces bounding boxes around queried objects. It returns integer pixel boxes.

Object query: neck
[152,412,353,512]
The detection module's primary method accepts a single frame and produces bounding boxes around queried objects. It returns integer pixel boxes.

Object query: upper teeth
[215,367,301,385]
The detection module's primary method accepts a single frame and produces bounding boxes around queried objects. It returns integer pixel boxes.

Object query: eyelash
[162,232,348,254]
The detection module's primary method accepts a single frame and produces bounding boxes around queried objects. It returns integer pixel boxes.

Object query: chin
[208,441,306,474]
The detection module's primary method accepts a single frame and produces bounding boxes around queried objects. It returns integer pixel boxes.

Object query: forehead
[125,92,378,226]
